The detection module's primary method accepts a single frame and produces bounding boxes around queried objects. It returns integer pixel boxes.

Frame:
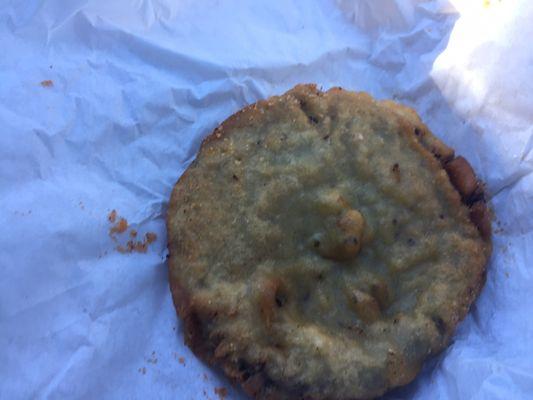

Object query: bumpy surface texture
[167,85,492,400]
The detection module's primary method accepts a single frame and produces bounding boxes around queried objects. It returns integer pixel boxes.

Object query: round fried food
[167,84,492,400]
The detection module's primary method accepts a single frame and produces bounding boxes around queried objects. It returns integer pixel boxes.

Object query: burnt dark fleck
[432,316,447,336]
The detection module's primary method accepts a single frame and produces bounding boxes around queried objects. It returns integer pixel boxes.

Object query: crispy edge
[379,99,492,243]
[378,96,492,387]
[165,99,287,399]
[167,166,209,356]
[166,84,493,400]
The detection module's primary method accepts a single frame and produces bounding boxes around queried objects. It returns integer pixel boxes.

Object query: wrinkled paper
[1,0,532,399]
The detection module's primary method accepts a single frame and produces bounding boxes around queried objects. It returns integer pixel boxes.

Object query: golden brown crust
[167,84,492,400]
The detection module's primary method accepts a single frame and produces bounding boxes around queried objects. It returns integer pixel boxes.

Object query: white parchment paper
[1,0,532,399]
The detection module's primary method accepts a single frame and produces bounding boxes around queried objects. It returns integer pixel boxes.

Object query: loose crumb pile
[107,209,157,254]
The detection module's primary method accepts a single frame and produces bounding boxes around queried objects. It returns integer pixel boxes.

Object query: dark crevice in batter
[297,99,321,127]
[275,293,286,307]
[431,315,447,336]
[391,163,401,182]
[309,116,319,124]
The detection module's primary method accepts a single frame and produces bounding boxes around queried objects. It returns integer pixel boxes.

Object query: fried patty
[167,84,492,400]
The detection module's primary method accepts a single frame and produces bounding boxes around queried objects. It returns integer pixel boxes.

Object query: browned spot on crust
[445,156,478,201]
[40,80,53,87]
[438,155,491,240]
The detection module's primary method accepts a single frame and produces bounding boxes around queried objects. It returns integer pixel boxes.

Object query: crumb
[110,218,128,234]
[505,271,509,278]
[114,234,155,254]
[40,80,53,87]
[145,232,157,244]
[125,240,147,253]
[116,241,147,254]
[178,357,185,365]
[108,210,117,223]
[79,201,84,210]
[14,210,33,216]
[203,373,209,381]
[130,229,137,238]
[214,387,228,399]
[138,367,146,375]
[134,241,148,253]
